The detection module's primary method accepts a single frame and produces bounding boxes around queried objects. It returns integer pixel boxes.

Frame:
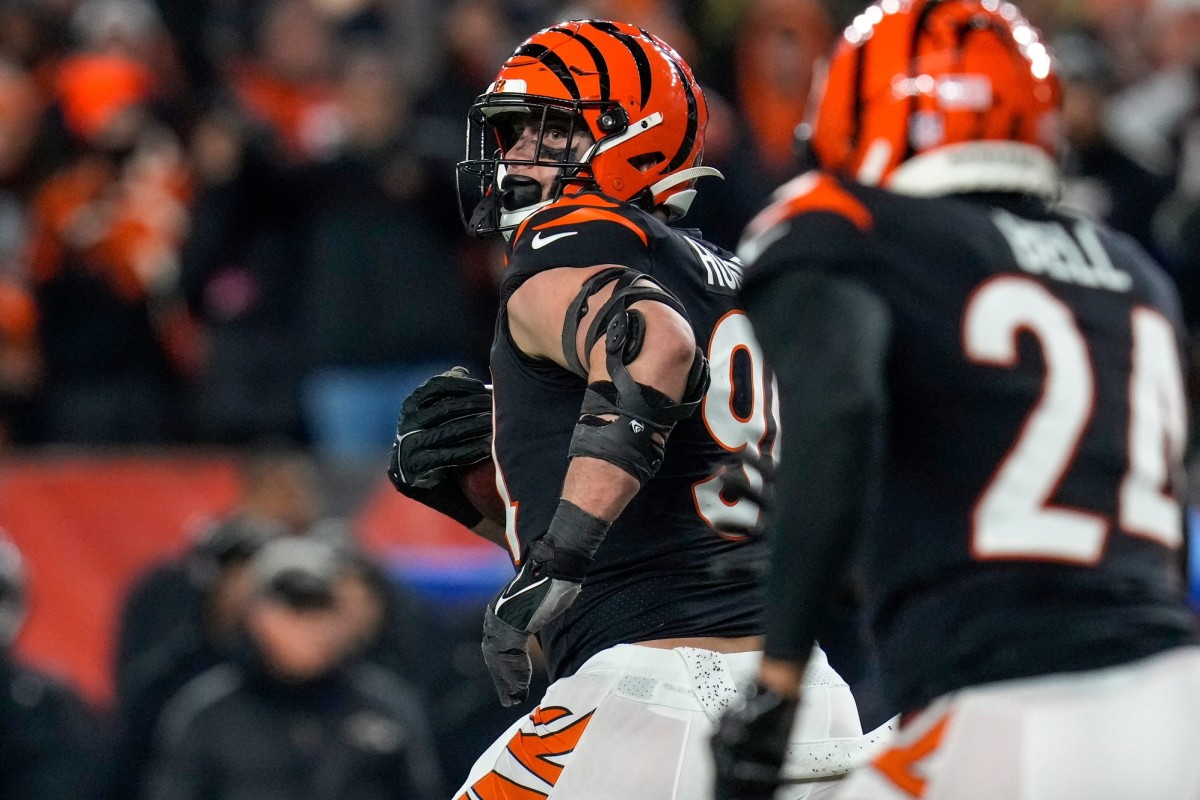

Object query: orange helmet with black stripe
[805,0,1062,198]
[457,19,721,236]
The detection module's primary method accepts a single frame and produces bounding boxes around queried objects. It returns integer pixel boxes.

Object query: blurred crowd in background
[2,446,543,798]
[0,0,1195,460]
[1,0,1199,795]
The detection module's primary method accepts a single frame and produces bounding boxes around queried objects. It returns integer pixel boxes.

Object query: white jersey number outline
[964,276,1186,563]
[693,310,779,538]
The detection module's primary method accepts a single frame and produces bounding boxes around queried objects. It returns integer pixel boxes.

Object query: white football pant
[452,642,891,799]
[835,645,1200,800]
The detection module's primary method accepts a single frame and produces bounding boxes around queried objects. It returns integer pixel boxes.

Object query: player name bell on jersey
[992,209,1132,293]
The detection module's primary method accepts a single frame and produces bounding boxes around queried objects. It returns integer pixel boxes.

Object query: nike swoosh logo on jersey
[530,230,578,249]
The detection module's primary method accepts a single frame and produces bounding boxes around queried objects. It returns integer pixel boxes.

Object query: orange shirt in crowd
[28,152,191,302]
[736,0,834,173]
[230,61,341,161]
[0,279,36,345]
[55,53,154,143]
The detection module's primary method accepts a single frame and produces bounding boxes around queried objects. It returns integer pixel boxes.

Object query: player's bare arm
[482,262,710,706]
[506,265,698,519]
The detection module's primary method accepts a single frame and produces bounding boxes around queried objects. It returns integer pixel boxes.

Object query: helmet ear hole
[628,152,665,173]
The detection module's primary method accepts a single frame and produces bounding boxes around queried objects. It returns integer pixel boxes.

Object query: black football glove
[387,367,492,528]
[711,682,799,800]
[482,500,609,707]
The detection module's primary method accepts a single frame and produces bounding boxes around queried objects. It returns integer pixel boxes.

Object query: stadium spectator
[0,272,38,449]
[175,0,382,446]
[177,104,310,443]
[143,536,444,800]
[106,448,321,800]
[713,1,1200,796]
[0,533,101,799]
[1054,29,1173,260]
[114,448,322,684]
[104,518,273,800]
[1103,0,1200,176]
[28,110,192,443]
[734,0,833,181]
[414,0,518,172]
[227,0,341,164]
[0,60,49,199]
[298,45,480,461]
[0,64,42,445]
[1137,0,1200,322]
[28,1,193,443]
[1077,0,1155,86]
[0,2,61,84]
[688,0,836,250]
[0,15,74,254]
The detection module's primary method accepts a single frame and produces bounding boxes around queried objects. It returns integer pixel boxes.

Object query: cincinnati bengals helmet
[805,0,1062,198]
[457,19,722,236]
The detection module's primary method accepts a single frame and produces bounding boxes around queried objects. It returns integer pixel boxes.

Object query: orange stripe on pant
[459,770,549,800]
[461,708,595,798]
[508,711,594,785]
[872,714,950,797]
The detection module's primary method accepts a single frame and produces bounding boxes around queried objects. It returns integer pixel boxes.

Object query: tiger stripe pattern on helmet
[663,55,700,173]
[548,26,611,100]
[509,19,704,185]
[589,21,652,108]
[513,43,581,100]
[457,19,720,235]
[808,0,1061,197]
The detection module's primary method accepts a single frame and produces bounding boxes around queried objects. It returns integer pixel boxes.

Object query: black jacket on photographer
[0,651,100,799]
[144,644,443,800]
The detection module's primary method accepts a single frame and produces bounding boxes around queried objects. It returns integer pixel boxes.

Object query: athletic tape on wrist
[535,498,611,582]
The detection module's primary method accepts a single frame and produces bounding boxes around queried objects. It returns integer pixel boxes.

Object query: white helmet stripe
[586,112,665,160]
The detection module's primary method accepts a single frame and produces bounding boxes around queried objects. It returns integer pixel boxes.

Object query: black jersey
[740,172,1199,714]
[490,192,769,681]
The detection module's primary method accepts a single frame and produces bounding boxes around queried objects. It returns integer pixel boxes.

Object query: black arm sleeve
[741,269,892,663]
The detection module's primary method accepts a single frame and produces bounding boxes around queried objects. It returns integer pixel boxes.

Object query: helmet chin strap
[467,190,502,237]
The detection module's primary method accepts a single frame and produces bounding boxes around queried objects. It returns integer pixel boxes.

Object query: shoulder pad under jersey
[506,193,655,280]
[738,172,875,279]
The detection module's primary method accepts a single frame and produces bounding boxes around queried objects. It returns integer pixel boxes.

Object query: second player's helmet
[807,0,1062,198]
[457,19,721,236]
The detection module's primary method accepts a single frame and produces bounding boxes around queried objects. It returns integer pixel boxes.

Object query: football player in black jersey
[712,1,1200,798]
[387,18,882,800]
